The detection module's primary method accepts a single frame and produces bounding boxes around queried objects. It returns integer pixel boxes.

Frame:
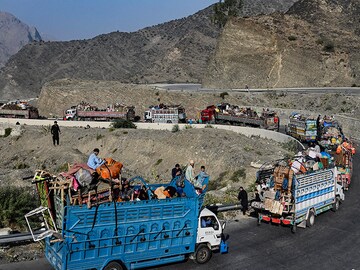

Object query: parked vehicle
[201,104,279,130]
[286,113,317,142]
[254,159,344,233]
[144,104,186,124]
[65,102,137,121]
[26,174,227,270]
[0,102,39,119]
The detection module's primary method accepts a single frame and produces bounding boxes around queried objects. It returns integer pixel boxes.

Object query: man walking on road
[51,121,61,146]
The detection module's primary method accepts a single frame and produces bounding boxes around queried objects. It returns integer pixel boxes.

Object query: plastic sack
[75,168,93,187]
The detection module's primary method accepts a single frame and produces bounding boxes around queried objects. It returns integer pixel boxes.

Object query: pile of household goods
[74,101,131,112]
[0,100,33,110]
[318,116,343,148]
[254,149,335,215]
[147,103,183,110]
[215,103,274,118]
[30,158,198,212]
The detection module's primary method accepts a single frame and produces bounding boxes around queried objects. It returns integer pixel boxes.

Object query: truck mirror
[222,222,226,230]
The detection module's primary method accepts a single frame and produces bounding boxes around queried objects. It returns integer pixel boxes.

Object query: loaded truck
[26,173,228,270]
[254,160,344,233]
[0,102,39,119]
[144,104,186,124]
[331,146,354,190]
[201,104,279,130]
[286,113,317,142]
[65,103,136,121]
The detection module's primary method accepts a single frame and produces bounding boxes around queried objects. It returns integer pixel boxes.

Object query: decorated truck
[0,102,39,119]
[144,104,186,124]
[331,144,354,190]
[65,103,136,121]
[201,104,279,130]
[286,113,317,142]
[253,159,344,233]
[25,171,227,270]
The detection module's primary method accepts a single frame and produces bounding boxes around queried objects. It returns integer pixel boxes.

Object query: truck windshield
[201,216,219,230]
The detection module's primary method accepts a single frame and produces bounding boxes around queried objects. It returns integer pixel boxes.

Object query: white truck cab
[65,108,77,120]
[197,208,225,249]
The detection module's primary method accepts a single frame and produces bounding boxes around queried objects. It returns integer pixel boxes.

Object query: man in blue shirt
[196,166,209,192]
[87,148,105,170]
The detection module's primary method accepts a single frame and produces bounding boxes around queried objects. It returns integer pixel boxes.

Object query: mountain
[0,11,42,68]
[0,1,299,100]
[203,0,360,89]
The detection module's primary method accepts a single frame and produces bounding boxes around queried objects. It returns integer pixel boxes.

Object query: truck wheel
[104,261,124,270]
[332,197,340,212]
[194,244,212,264]
[306,210,315,227]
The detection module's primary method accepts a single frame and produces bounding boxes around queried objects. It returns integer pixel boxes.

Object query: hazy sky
[1,0,217,41]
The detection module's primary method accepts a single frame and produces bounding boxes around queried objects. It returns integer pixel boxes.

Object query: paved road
[3,154,360,270]
[151,83,360,95]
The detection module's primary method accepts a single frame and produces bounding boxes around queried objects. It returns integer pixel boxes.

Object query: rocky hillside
[0,12,42,68]
[203,0,360,89]
[0,1,298,100]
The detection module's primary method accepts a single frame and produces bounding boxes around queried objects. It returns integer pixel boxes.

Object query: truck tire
[194,244,212,264]
[332,197,340,212]
[306,210,315,227]
[104,261,124,270]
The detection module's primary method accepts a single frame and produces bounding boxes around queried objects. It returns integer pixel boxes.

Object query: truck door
[197,214,222,247]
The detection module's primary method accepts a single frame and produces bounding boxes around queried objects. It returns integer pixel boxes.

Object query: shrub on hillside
[172,124,180,133]
[4,128,12,137]
[220,92,229,99]
[0,186,39,230]
[111,119,137,129]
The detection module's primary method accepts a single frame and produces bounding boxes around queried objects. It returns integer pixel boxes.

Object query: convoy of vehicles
[0,101,39,119]
[254,159,344,233]
[286,113,317,142]
[144,104,186,124]
[65,103,137,121]
[201,104,279,130]
[26,173,227,270]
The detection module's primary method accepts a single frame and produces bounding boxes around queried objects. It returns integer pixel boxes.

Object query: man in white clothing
[185,160,196,184]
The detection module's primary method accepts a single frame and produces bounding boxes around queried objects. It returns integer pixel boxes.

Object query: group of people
[172,160,210,193]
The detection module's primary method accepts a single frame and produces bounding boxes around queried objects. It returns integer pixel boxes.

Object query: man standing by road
[51,121,61,146]
[237,187,248,215]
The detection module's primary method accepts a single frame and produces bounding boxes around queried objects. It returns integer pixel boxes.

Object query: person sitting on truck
[87,148,105,170]
[185,160,196,184]
[171,164,182,179]
[195,166,209,193]
[120,180,134,201]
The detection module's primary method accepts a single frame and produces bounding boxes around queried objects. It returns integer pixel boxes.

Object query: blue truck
[253,163,345,233]
[26,175,228,270]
